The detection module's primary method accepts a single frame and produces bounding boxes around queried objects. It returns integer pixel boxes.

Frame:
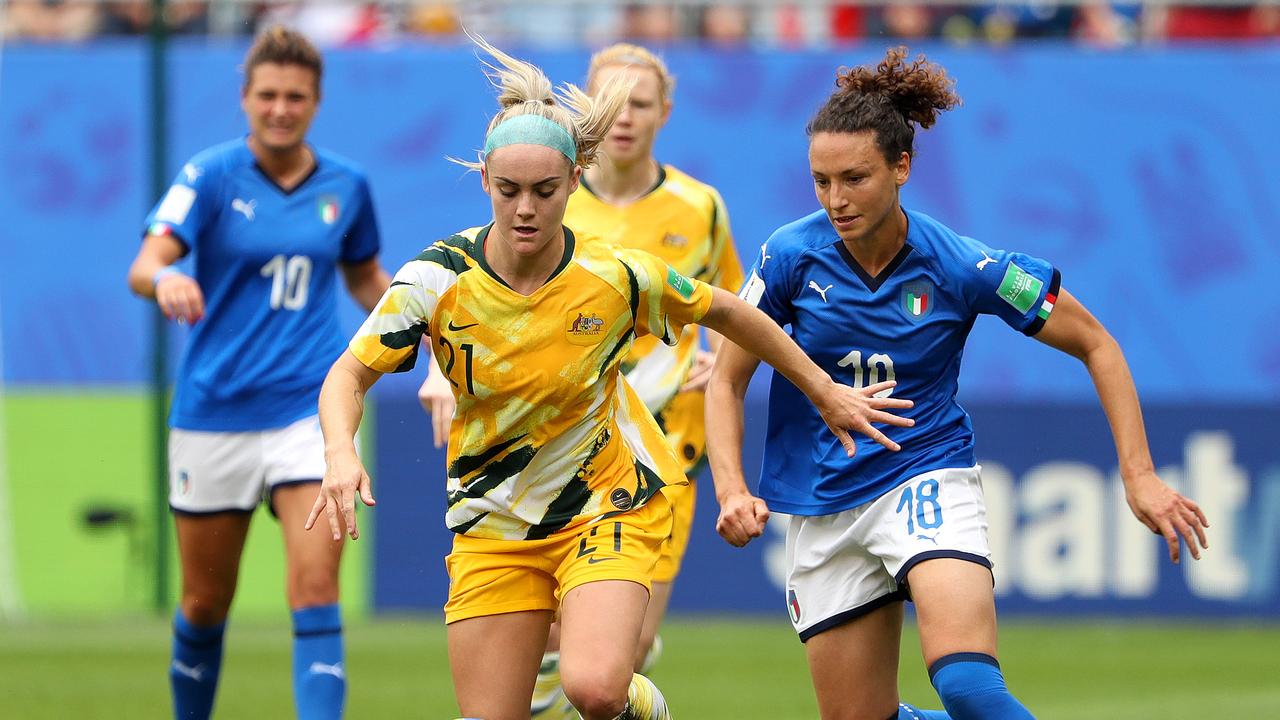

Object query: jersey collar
[473,224,577,294]
[580,164,667,202]
[832,212,915,293]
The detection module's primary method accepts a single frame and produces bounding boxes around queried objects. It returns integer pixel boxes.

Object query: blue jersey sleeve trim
[1020,267,1061,337]
[142,224,192,253]
[340,250,379,266]
[797,590,907,642]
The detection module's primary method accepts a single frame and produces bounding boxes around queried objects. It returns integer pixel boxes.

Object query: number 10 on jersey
[260,254,312,310]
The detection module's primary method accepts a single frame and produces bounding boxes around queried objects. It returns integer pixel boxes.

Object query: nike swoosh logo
[447,320,480,331]
[586,556,615,564]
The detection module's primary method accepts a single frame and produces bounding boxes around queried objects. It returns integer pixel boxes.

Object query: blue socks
[929,653,1034,720]
[170,611,225,720]
[897,703,951,719]
[292,604,346,720]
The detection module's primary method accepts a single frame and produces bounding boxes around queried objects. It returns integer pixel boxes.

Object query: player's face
[481,143,581,258]
[809,131,910,245]
[242,63,319,154]
[592,64,670,166]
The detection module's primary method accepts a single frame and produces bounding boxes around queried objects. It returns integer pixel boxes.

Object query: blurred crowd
[4,1,1279,46]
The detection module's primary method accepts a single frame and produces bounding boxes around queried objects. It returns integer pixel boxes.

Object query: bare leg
[559,580,650,720]
[275,483,343,610]
[175,513,253,625]
[804,601,905,720]
[450,610,554,720]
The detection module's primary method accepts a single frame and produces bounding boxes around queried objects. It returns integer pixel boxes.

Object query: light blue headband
[482,114,577,165]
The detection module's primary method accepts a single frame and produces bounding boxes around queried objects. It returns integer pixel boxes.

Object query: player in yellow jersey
[307,36,913,720]
[420,44,744,717]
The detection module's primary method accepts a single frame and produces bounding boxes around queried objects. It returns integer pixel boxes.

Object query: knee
[561,673,629,720]
[180,588,234,626]
[288,564,339,608]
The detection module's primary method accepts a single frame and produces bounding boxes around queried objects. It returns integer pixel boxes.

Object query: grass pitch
[1,616,1277,718]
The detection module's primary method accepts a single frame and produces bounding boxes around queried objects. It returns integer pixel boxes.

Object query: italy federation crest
[787,588,801,624]
[901,281,934,321]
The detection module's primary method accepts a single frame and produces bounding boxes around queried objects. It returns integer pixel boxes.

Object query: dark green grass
[2,616,1277,718]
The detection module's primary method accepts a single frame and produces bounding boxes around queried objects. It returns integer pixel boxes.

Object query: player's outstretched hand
[155,273,205,324]
[680,349,716,392]
[305,451,376,541]
[716,491,770,548]
[814,380,914,457]
[417,369,456,449]
[1124,470,1208,564]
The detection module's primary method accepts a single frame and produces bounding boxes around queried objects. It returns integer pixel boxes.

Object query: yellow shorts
[652,391,706,582]
[443,492,674,624]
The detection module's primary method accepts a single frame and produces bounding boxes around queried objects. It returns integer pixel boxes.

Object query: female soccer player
[417,43,745,717]
[126,27,390,720]
[706,48,1210,720]
[308,37,910,720]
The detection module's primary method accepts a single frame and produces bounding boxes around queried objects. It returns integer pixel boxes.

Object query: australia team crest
[566,310,607,345]
[900,281,934,322]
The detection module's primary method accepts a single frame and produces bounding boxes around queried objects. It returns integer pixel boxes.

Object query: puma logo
[976,250,996,271]
[171,660,205,682]
[308,661,346,679]
[231,198,256,221]
[759,242,771,268]
[808,280,833,303]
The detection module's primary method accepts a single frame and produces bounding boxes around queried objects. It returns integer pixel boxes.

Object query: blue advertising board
[372,389,1280,617]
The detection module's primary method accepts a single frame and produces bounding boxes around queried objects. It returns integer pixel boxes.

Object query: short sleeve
[348,259,441,373]
[619,249,714,347]
[142,159,218,250]
[966,241,1061,336]
[341,175,381,264]
[707,189,746,293]
[737,232,795,327]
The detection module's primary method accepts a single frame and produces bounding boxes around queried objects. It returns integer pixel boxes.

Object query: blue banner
[372,390,1280,617]
[1,43,1279,402]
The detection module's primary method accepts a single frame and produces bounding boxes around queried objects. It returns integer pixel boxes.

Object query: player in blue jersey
[125,27,390,720]
[706,48,1210,720]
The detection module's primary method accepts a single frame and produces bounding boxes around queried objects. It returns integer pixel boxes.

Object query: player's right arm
[315,250,442,538]
[308,350,382,542]
[127,231,205,324]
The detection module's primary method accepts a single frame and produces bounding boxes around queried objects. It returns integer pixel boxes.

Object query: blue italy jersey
[143,138,381,431]
[740,208,1059,515]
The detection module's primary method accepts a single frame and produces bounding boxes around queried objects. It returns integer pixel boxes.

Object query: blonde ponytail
[453,33,634,171]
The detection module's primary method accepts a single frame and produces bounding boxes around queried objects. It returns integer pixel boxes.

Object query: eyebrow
[812,166,870,177]
[493,175,561,186]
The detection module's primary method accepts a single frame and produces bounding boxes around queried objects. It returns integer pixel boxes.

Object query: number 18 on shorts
[783,466,993,640]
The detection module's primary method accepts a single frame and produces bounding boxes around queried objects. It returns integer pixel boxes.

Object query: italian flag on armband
[1037,289,1057,321]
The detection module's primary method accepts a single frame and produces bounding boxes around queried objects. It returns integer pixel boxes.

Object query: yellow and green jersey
[566,164,744,415]
[350,224,713,540]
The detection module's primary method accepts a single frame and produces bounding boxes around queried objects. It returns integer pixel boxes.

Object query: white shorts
[168,415,327,515]
[784,466,992,641]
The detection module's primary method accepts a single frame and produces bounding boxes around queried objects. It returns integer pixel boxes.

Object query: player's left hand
[814,380,914,457]
[680,350,716,392]
[1123,470,1208,564]
[305,451,376,541]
